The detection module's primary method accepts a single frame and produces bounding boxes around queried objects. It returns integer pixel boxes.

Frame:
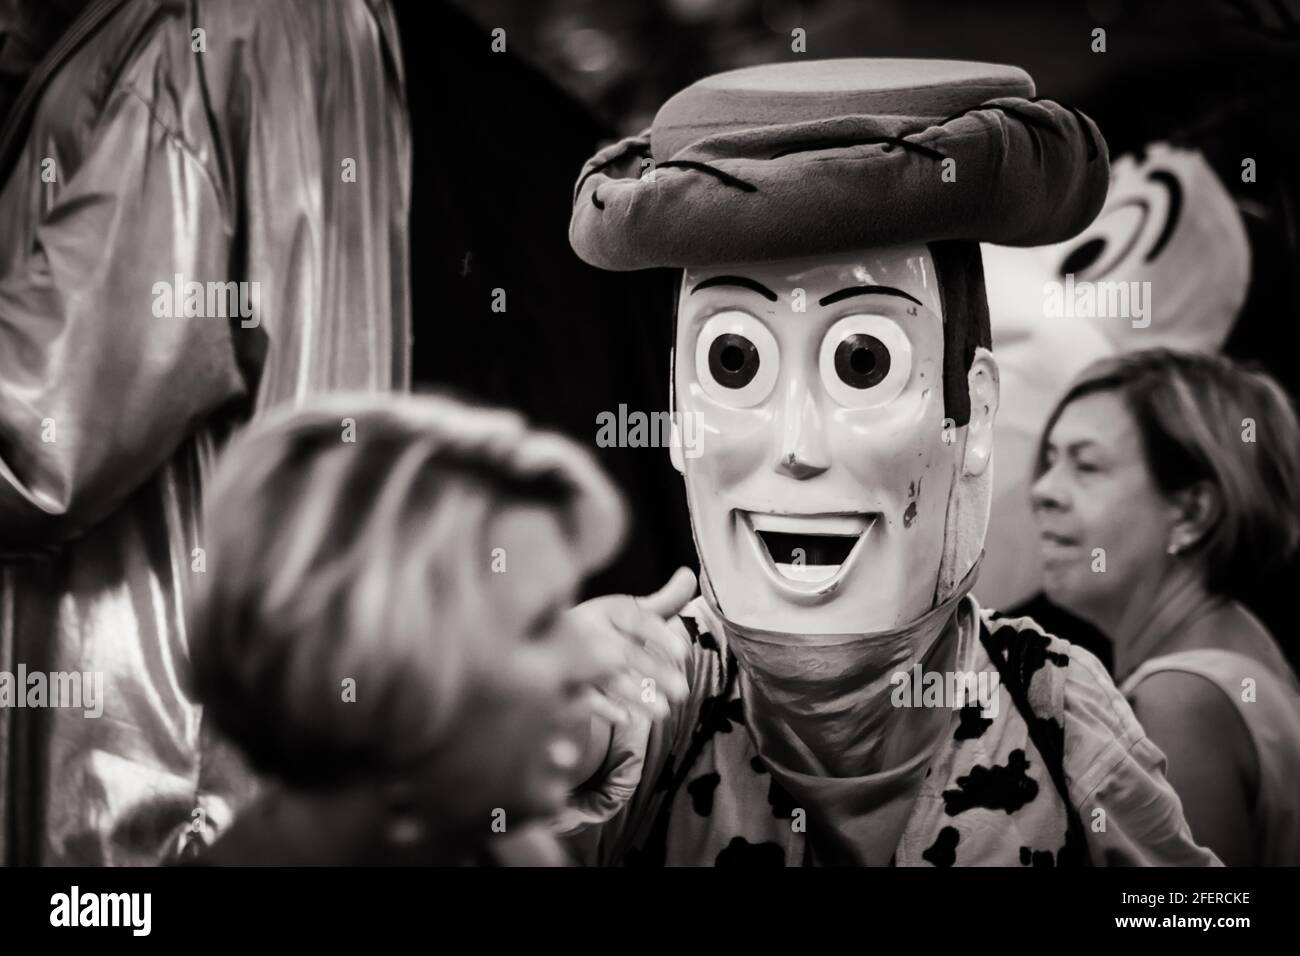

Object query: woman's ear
[963,347,999,477]
[1169,480,1221,554]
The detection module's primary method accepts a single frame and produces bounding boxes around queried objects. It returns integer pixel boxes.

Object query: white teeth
[774,563,839,583]
[747,513,875,536]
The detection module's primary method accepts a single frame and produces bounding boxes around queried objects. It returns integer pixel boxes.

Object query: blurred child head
[190,392,627,857]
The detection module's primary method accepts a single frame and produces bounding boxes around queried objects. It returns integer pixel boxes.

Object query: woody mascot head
[568,59,1110,859]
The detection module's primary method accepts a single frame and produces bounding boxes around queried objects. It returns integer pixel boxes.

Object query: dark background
[395,0,1300,669]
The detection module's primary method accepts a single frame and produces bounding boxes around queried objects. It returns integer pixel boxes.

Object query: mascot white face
[979,144,1250,608]
[670,245,997,636]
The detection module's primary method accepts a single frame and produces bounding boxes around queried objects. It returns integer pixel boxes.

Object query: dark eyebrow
[818,285,924,308]
[689,275,778,302]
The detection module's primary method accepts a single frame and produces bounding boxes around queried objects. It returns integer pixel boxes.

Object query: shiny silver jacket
[0,0,410,864]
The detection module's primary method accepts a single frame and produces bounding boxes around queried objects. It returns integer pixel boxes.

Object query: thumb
[636,566,698,619]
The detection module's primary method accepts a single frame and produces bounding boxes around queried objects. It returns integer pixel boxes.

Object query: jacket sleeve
[0,32,249,554]
[1062,644,1224,866]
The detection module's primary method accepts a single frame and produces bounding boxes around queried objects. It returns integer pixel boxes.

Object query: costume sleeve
[0,33,248,553]
[555,614,720,865]
[1062,644,1223,866]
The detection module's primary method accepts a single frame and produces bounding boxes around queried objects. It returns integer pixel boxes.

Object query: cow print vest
[619,595,1088,867]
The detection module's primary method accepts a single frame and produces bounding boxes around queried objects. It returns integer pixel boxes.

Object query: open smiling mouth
[742,512,879,590]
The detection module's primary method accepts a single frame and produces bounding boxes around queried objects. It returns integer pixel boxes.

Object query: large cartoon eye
[819,314,912,408]
[1057,200,1146,281]
[1057,168,1184,282]
[694,311,779,408]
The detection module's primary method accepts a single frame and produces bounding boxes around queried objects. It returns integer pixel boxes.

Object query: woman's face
[1030,391,1177,626]
[418,503,609,833]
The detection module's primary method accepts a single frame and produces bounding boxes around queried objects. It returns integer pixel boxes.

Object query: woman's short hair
[1035,348,1300,600]
[189,392,626,790]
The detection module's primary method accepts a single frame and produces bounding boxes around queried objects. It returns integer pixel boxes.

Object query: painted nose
[774,380,830,480]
